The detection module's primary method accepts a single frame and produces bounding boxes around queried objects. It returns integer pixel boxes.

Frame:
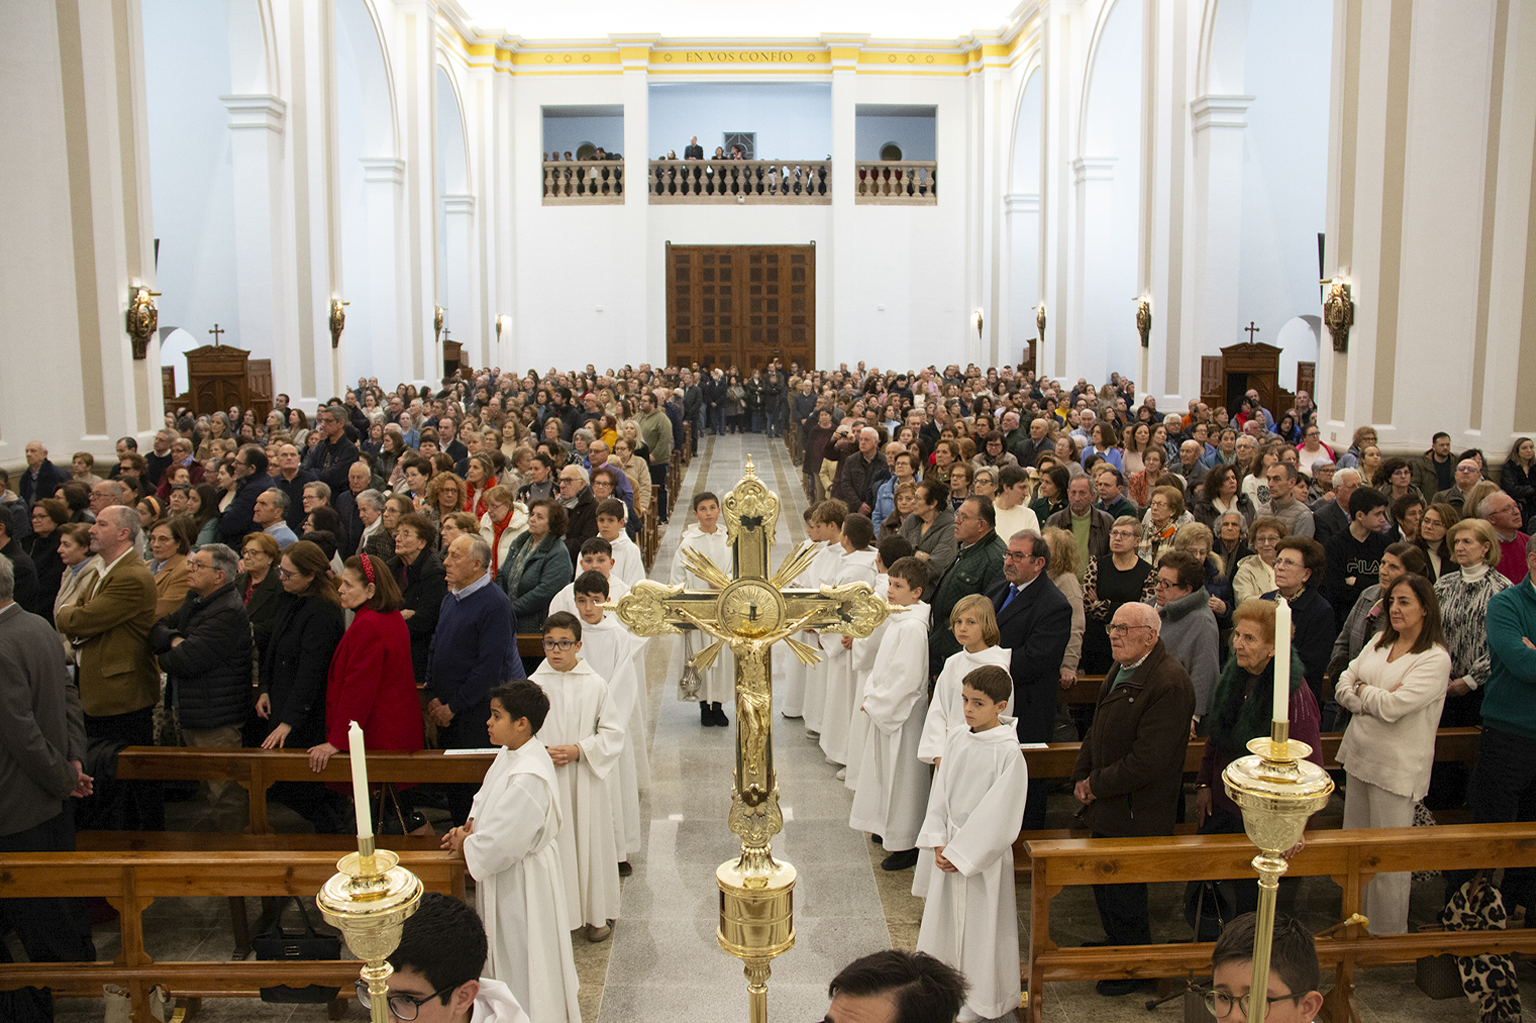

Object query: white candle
[1273,598,1292,725]
[348,720,372,840]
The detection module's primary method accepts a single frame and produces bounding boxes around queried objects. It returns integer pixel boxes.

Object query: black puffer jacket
[150,582,255,731]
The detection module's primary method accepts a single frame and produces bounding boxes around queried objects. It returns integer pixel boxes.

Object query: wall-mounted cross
[208,323,225,346]
[1243,321,1261,343]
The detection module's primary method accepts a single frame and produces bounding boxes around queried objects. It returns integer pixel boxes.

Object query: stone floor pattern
[36,433,1536,1021]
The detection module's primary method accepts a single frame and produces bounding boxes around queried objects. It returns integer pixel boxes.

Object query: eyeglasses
[1106,623,1154,637]
[1153,578,1180,590]
[543,638,577,651]
[1204,989,1304,1019]
[1003,550,1038,561]
[1109,530,1137,540]
[355,979,456,1021]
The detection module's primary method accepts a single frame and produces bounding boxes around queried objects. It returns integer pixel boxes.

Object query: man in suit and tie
[991,528,1073,830]
[54,505,162,827]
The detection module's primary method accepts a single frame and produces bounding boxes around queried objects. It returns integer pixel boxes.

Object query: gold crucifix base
[717,857,796,1023]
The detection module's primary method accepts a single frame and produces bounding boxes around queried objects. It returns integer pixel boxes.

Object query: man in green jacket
[926,496,1007,675]
[638,389,673,523]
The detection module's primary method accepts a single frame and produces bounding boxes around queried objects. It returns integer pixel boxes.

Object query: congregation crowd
[5,356,1536,1022]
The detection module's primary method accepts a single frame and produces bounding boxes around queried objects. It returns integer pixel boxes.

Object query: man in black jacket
[302,405,361,493]
[703,370,728,436]
[831,427,888,517]
[0,515,42,615]
[991,529,1072,830]
[388,514,447,685]
[217,445,277,548]
[148,543,252,831]
[19,442,68,508]
[680,369,705,454]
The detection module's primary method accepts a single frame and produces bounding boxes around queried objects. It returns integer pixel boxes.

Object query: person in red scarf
[477,484,528,578]
[462,454,497,520]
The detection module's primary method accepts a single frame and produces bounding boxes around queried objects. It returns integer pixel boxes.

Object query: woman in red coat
[307,554,424,797]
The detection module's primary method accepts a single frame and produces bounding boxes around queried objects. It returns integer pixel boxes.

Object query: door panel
[668,244,814,372]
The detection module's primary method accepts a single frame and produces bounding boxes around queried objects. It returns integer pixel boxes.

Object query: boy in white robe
[844,535,916,793]
[779,505,825,721]
[531,612,626,942]
[594,498,646,588]
[572,571,649,872]
[849,556,933,872]
[383,891,541,1023]
[548,538,631,618]
[913,665,1028,1023]
[919,593,1013,765]
[668,491,735,726]
[441,682,580,1023]
[800,500,848,739]
[820,513,880,768]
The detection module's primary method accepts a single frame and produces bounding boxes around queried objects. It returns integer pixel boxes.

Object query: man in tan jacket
[55,505,159,743]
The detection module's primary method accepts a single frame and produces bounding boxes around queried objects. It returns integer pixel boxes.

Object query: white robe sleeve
[941,750,1027,878]
[577,683,626,780]
[919,660,960,764]
[916,748,956,851]
[862,620,929,735]
[462,772,557,881]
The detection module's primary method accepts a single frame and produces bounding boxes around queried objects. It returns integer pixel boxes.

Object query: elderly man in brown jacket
[1071,600,1196,997]
[54,505,161,817]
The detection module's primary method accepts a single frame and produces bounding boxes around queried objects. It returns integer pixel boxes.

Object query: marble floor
[33,431,1536,1021]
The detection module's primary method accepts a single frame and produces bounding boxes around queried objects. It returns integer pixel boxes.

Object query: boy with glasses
[378,891,537,1023]
[1207,912,1324,1022]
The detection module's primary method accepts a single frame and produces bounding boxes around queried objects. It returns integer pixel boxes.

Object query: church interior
[5,0,1536,1021]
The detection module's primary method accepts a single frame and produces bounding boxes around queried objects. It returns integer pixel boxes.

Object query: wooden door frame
[665,243,815,372]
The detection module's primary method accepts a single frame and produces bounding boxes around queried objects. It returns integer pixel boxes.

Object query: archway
[436,65,479,371]
[1007,68,1043,370]
[1073,0,1144,385]
[159,327,200,397]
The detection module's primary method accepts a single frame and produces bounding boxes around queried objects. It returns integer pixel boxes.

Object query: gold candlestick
[1221,721,1334,1012]
[316,836,424,1023]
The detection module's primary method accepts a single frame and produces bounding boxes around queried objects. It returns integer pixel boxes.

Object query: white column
[360,157,410,388]
[1188,94,1253,389]
[395,2,437,385]
[441,194,479,367]
[613,37,655,364]
[1070,156,1116,385]
[824,35,865,370]
[1006,192,1041,365]
[221,94,294,382]
[1039,1,1084,380]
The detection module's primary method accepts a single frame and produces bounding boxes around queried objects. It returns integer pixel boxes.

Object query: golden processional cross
[613,457,891,1023]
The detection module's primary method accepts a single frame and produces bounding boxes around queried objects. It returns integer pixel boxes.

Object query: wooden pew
[1022,823,1536,1023]
[0,847,465,1022]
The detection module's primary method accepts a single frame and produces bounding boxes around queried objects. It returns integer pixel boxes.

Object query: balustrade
[855,161,938,204]
[543,159,625,204]
[649,159,831,204]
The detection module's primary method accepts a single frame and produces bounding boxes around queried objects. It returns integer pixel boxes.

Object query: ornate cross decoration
[208,322,225,346]
[613,456,891,1023]
[1243,320,1261,343]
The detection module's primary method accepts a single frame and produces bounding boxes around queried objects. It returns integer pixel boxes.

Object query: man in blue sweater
[428,534,525,824]
[1467,535,1536,913]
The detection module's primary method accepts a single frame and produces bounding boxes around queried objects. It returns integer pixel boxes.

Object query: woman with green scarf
[1194,599,1324,913]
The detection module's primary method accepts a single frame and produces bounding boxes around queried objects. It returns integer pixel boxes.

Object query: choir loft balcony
[542,160,626,205]
[855,162,938,205]
[648,159,831,204]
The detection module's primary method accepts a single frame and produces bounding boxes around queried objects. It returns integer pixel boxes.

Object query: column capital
[219,94,286,133]
[1190,94,1255,133]
[441,193,475,215]
[609,33,659,70]
[820,33,869,70]
[1071,156,1117,184]
[1005,192,1040,214]
[360,157,406,184]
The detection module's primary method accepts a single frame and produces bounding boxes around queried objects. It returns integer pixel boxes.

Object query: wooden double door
[666,244,814,373]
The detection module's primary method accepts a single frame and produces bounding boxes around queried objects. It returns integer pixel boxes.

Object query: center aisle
[594,433,893,1021]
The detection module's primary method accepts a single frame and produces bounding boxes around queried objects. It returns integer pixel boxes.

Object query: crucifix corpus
[613,458,893,1023]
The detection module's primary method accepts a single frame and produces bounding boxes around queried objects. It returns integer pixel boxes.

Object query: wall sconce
[434,306,445,344]
[1036,302,1047,342]
[126,284,161,360]
[495,314,509,342]
[329,298,349,350]
[1321,277,1353,353]
[1135,296,1151,348]
[973,309,984,340]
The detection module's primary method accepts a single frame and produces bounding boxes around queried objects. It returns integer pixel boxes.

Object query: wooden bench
[0,846,465,1022]
[1023,823,1536,1023]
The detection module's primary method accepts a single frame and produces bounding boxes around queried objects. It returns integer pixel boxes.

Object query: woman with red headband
[307,553,424,820]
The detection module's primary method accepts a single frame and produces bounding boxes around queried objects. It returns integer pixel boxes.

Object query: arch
[1075,0,1139,158]
[880,142,902,161]
[435,64,471,195]
[159,327,200,394]
[1009,66,1042,194]
[1197,0,1252,98]
[335,0,399,159]
[225,0,280,95]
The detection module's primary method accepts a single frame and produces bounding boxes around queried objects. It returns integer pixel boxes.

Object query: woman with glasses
[1414,502,1459,580]
[1263,537,1336,709]
[947,462,973,510]
[1233,517,1288,607]
[1335,574,1452,933]
[147,517,194,617]
[256,540,348,833]
[1296,425,1335,475]
[1082,516,1156,674]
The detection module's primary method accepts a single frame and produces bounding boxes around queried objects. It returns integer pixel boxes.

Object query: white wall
[1236,0,1330,388]
[1007,71,1042,354]
[142,0,241,355]
[542,114,626,156]
[647,82,832,159]
[854,112,937,161]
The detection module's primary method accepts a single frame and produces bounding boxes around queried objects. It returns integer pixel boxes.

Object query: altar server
[820,514,879,767]
[442,681,580,1022]
[594,498,645,589]
[780,505,827,721]
[800,500,848,737]
[572,571,649,872]
[548,538,631,618]
[849,556,932,871]
[669,492,735,727]
[920,594,1013,765]
[844,536,911,791]
[530,612,625,942]
[914,665,1029,1022]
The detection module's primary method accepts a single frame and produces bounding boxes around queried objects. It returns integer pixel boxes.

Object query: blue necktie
[999,584,1020,612]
